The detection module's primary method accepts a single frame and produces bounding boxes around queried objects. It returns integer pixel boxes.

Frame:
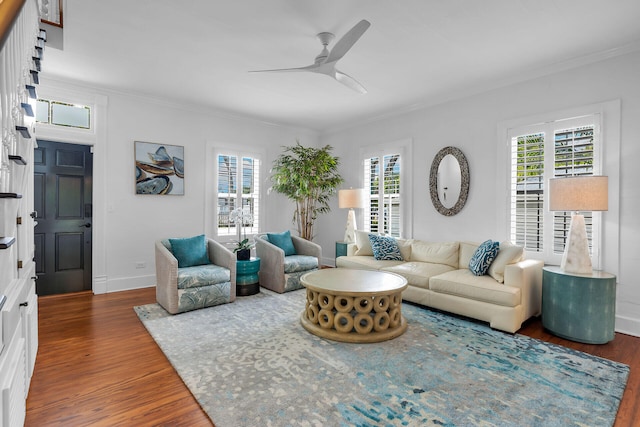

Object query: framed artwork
[134,141,184,195]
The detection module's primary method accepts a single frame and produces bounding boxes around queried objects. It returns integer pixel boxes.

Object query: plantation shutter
[510,132,545,252]
[383,154,401,237]
[364,153,401,237]
[242,157,260,236]
[217,154,260,236]
[364,157,380,233]
[508,114,601,264]
[553,125,595,254]
[217,155,238,235]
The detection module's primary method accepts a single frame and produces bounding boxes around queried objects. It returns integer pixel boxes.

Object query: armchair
[155,236,236,314]
[255,232,322,293]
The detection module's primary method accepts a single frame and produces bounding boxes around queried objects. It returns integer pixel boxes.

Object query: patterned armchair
[155,236,236,314]
[255,232,322,293]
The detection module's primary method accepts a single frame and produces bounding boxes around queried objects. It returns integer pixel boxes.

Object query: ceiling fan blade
[334,70,367,94]
[249,64,317,73]
[325,20,371,64]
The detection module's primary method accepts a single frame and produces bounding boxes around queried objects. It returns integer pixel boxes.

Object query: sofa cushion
[336,255,404,270]
[410,241,459,268]
[284,255,318,274]
[396,239,413,260]
[429,269,521,307]
[168,234,210,268]
[369,234,403,260]
[469,240,500,276]
[488,241,524,283]
[177,264,230,289]
[382,262,455,289]
[354,230,376,256]
[458,241,480,269]
[267,230,296,256]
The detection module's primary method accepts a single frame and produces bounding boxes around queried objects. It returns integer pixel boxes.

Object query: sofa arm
[155,240,179,313]
[346,243,358,256]
[291,235,322,260]
[504,259,544,319]
[207,238,237,301]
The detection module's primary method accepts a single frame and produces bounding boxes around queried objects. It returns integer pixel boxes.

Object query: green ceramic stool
[236,257,260,296]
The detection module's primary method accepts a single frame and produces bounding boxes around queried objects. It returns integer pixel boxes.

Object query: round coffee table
[300,268,408,343]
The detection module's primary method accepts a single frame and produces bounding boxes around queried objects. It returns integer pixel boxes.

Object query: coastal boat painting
[134,141,184,195]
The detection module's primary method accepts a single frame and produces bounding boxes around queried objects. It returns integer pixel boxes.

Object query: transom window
[36,99,91,129]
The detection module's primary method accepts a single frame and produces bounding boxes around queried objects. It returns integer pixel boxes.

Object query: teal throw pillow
[267,230,297,256]
[168,234,210,268]
[469,240,500,276]
[369,234,403,261]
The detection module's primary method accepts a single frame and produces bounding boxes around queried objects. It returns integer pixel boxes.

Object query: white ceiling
[43,0,640,132]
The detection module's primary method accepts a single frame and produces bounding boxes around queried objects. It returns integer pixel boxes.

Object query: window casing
[509,114,602,265]
[216,153,261,239]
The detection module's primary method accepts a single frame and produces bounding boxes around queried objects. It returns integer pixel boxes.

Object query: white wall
[37,78,319,293]
[319,51,640,337]
[38,50,640,337]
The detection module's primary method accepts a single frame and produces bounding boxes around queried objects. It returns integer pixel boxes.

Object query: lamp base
[561,213,592,274]
[344,209,357,243]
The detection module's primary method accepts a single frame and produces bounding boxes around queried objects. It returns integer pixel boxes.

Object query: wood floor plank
[26,287,639,426]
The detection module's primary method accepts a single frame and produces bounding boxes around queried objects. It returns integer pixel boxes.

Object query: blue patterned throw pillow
[369,234,403,261]
[469,240,500,276]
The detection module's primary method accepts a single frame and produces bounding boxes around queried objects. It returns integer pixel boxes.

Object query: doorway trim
[35,79,108,294]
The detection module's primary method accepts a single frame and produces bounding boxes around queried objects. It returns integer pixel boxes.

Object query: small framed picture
[134,141,184,195]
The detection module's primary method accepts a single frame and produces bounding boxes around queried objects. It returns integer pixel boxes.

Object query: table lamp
[338,188,365,243]
[548,176,608,274]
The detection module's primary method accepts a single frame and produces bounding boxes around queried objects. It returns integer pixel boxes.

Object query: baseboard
[615,314,640,338]
[104,274,156,293]
[93,275,108,294]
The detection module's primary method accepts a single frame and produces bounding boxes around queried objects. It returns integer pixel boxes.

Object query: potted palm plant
[230,207,254,260]
[270,141,343,241]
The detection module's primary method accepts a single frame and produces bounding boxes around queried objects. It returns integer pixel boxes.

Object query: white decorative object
[338,188,365,244]
[548,176,608,274]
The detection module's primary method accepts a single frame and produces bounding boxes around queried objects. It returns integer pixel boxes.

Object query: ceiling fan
[250,19,371,94]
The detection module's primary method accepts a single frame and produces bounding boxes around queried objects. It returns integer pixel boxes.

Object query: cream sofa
[336,235,543,333]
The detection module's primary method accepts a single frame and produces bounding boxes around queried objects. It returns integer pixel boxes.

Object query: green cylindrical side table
[542,266,616,344]
[236,257,260,296]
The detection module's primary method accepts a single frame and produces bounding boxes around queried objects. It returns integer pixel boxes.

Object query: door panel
[34,140,93,295]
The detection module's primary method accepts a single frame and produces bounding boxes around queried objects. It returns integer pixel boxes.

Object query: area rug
[134,289,629,427]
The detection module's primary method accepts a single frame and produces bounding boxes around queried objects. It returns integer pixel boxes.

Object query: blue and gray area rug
[134,289,629,427]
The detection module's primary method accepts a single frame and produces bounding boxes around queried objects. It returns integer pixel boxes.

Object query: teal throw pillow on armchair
[169,234,210,268]
[267,230,297,256]
[469,239,500,276]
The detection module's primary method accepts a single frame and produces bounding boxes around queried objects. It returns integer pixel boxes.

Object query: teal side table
[542,266,616,344]
[236,257,260,296]
[335,241,348,260]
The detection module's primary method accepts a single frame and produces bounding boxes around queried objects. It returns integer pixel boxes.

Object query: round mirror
[429,147,470,216]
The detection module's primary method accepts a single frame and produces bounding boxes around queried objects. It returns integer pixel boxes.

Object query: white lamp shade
[338,188,365,209]
[548,176,608,212]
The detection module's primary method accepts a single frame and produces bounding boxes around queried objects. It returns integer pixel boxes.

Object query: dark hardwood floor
[26,287,639,426]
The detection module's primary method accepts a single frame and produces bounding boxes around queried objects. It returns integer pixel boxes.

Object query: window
[509,115,601,264]
[36,99,91,129]
[364,153,402,237]
[216,153,261,238]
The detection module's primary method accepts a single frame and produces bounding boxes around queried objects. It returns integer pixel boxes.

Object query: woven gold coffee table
[300,269,408,343]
